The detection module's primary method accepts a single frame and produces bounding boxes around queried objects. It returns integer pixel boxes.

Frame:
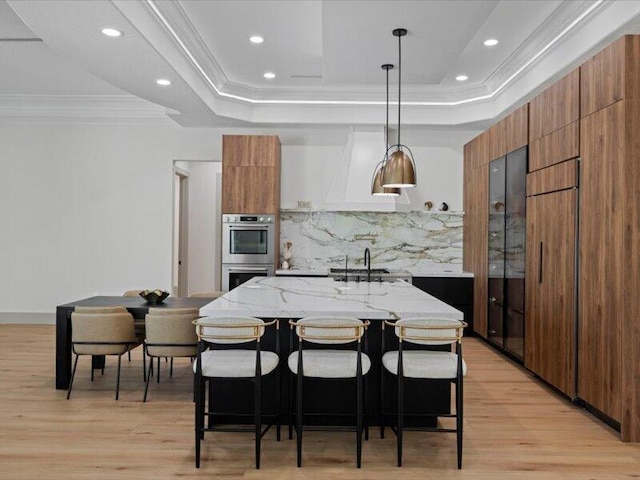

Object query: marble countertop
[200,276,463,320]
[276,267,474,278]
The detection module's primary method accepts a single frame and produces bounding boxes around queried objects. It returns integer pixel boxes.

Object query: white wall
[0,124,219,313]
[0,122,474,314]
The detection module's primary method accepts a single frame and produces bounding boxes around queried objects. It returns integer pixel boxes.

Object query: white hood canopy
[324,129,411,212]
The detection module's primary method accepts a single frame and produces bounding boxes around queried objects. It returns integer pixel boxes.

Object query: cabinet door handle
[539,241,543,284]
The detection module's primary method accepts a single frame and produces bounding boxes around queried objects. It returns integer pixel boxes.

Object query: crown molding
[0,94,178,125]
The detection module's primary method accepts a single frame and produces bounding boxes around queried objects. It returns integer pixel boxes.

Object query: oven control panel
[223,214,274,223]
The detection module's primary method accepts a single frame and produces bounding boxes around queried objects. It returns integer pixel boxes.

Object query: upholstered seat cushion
[288,350,371,378]
[194,349,279,377]
[382,350,467,379]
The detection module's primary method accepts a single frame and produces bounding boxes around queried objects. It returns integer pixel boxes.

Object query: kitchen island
[200,276,464,426]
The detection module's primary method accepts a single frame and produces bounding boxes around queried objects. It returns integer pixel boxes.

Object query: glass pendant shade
[371,160,400,196]
[382,148,416,188]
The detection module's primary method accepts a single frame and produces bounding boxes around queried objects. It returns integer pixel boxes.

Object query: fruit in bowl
[139,289,170,304]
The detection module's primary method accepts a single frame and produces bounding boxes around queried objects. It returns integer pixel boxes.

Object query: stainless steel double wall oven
[222,214,275,290]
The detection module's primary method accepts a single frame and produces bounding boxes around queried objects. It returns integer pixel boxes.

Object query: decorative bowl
[139,289,170,305]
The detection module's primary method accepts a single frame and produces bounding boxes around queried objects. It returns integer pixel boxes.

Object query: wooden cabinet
[526,159,578,196]
[578,102,624,424]
[529,69,580,143]
[525,188,577,397]
[463,158,489,337]
[528,121,579,172]
[580,36,640,117]
[505,104,528,153]
[488,118,506,161]
[579,96,640,441]
[463,141,488,338]
[221,135,281,214]
[528,69,580,172]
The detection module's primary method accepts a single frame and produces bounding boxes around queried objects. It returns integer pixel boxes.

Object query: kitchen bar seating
[288,317,371,468]
[381,317,467,468]
[193,316,281,470]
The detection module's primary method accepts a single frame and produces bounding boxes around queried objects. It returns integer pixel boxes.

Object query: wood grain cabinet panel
[476,130,491,167]
[488,118,506,160]
[505,104,529,153]
[526,159,578,196]
[222,135,280,167]
[581,36,640,118]
[525,188,576,397]
[221,135,281,214]
[578,102,624,423]
[221,166,279,214]
[528,121,579,172]
[529,69,579,142]
[463,138,488,338]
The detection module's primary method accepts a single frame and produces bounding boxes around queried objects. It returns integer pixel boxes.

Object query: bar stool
[193,316,280,470]
[288,316,370,468]
[381,317,467,468]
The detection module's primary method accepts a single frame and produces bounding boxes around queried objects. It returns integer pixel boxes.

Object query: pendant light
[371,64,400,196]
[382,28,417,188]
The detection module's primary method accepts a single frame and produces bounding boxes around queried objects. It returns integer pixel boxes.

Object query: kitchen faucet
[364,247,371,282]
[345,254,349,283]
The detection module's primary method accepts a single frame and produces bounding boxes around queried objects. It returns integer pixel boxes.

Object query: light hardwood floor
[1,325,638,479]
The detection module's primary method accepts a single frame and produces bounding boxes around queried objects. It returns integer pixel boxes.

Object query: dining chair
[143,309,199,401]
[67,311,138,400]
[381,317,467,468]
[288,316,370,468]
[144,307,200,379]
[193,316,281,470]
[122,290,144,297]
[74,305,138,363]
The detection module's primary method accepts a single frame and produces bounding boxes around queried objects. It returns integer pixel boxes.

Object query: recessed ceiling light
[156,79,171,86]
[456,75,469,82]
[263,72,276,79]
[101,27,123,37]
[250,35,264,44]
[484,38,499,47]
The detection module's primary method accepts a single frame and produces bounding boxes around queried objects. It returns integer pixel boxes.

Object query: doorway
[173,167,189,296]
[172,161,222,297]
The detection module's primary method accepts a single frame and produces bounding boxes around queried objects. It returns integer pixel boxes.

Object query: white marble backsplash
[279,210,463,270]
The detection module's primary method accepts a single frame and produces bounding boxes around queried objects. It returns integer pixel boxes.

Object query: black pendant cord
[393,28,407,148]
[386,66,390,150]
[397,32,401,147]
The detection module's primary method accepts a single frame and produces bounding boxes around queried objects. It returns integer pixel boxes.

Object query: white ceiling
[3,0,640,128]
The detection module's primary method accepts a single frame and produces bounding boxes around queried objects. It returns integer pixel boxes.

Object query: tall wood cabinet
[525,169,577,397]
[221,135,281,214]
[578,35,640,441]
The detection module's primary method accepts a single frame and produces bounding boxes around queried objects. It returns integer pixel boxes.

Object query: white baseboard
[0,312,55,325]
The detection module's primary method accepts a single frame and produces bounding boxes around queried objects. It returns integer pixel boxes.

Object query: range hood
[324,129,411,211]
